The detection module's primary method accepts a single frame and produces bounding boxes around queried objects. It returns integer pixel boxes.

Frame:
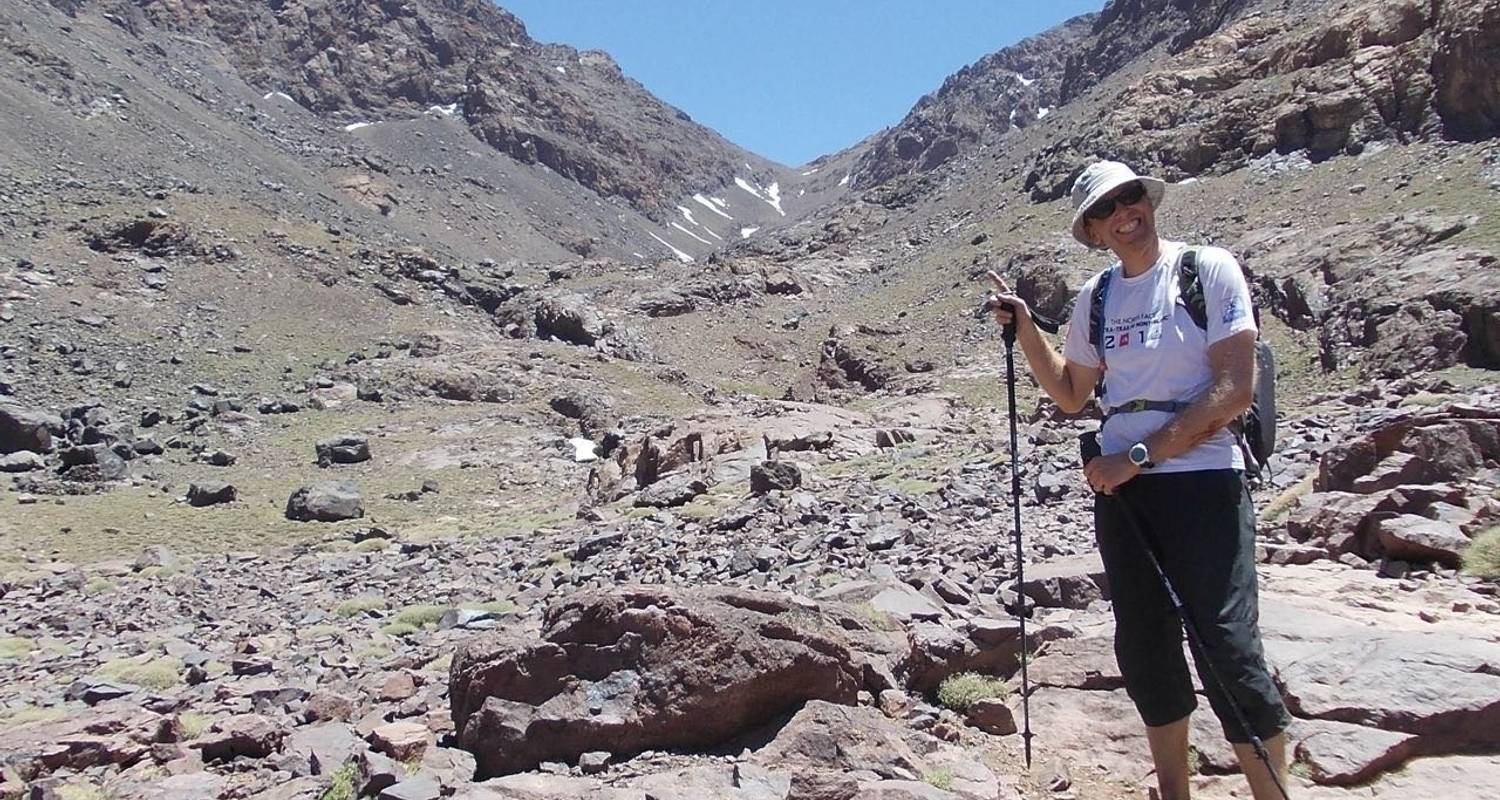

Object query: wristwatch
[1128,441,1154,468]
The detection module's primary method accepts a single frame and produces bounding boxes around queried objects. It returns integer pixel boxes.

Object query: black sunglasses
[1083,181,1147,220]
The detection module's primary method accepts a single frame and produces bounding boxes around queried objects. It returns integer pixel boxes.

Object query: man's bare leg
[1145,716,1192,800]
[1232,732,1290,800]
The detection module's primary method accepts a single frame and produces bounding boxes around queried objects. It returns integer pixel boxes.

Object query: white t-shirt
[1062,240,1256,473]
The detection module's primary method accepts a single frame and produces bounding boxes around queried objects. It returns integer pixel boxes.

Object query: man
[987,161,1291,800]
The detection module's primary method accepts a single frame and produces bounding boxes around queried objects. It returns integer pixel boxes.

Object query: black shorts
[1094,469,1290,743]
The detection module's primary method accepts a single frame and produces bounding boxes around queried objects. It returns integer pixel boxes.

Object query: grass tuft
[177,711,213,741]
[0,705,68,726]
[96,656,183,690]
[936,671,1009,713]
[322,762,359,800]
[923,767,954,791]
[0,636,36,660]
[301,624,342,640]
[356,644,393,663]
[1462,526,1500,580]
[334,596,387,618]
[391,604,453,628]
[83,577,116,595]
[380,622,420,638]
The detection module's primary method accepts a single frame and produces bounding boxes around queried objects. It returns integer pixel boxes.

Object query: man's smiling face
[1085,182,1156,253]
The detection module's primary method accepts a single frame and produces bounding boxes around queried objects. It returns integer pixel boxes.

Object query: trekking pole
[998,304,1035,769]
[1080,433,1291,800]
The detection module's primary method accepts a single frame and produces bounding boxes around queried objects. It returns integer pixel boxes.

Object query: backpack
[1088,247,1277,478]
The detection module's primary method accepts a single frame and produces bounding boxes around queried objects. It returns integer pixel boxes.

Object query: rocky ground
[3,375,1497,799]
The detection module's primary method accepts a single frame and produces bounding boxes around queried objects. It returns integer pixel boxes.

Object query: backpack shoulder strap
[1176,246,1208,331]
[1088,266,1115,358]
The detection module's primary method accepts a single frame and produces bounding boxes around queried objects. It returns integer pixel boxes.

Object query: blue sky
[500,1,1102,167]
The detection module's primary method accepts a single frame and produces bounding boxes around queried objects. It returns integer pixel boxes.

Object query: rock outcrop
[1023,0,1500,198]
[126,0,783,220]
[1239,211,1500,377]
[449,586,866,777]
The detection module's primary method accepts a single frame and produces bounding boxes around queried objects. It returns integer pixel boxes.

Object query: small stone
[378,772,441,800]
[0,451,44,473]
[305,691,356,723]
[201,449,236,467]
[187,482,237,507]
[368,721,431,762]
[579,751,610,774]
[878,689,913,718]
[191,714,288,762]
[750,461,802,494]
[965,698,1018,735]
[286,482,364,522]
[378,672,418,702]
[231,656,273,676]
[315,435,371,467]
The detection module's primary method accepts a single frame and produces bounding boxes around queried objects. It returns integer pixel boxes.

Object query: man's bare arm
[1142,330,1257,461]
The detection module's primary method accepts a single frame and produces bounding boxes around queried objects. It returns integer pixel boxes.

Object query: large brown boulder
[449,586,866,778]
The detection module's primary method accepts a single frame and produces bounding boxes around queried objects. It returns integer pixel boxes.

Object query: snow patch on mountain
[646,231,693,263]
[734,177,784,216]
[693,194,733,220]
[764,182,784,215]
[671,222,712,246]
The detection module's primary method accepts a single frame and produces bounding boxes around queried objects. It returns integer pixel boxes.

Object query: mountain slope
[14,0,844,266]
[730,0,1499,393]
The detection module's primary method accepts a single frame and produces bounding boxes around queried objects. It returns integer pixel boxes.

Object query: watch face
[1129,443,1148,465]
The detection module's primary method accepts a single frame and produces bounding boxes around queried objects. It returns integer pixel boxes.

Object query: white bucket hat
[1069,160,1166,249]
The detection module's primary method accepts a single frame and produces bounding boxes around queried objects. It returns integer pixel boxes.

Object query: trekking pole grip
[999,301,1017,346]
